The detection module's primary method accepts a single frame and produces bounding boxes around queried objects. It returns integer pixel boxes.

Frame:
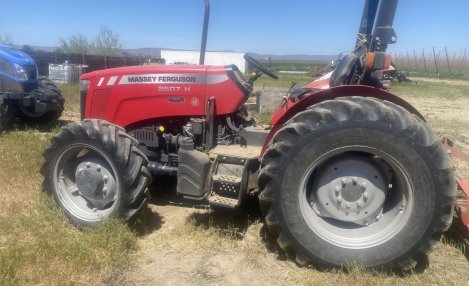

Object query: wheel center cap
[310,155,388,225]
[341,184,363,202]
[75,165,104,197]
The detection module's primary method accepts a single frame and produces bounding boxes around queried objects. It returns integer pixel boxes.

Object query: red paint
[456,178,469,228]
[81,65,247,128]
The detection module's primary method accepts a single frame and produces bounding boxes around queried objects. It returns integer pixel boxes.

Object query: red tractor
[41,0,457,270]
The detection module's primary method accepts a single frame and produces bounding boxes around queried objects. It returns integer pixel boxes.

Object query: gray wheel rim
[299,146,413,249]
[53,143,120,223]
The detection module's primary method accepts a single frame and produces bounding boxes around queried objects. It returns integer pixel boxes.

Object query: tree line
[0,26,122,57]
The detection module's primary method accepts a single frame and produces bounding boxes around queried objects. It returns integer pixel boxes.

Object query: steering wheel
[244,54,279,80]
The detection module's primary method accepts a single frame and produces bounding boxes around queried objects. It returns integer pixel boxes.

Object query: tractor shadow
[130,206,164,237]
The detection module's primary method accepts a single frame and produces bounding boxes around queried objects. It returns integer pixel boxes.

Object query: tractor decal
[116,74,229,85]
[118,74,204,85]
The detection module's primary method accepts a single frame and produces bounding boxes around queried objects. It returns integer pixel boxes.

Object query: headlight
[80,79,90,92]
[15,63,28,80]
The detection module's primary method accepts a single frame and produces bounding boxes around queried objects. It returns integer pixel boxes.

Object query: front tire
[258,96,455,270]
[19,78,64,124]
[41,119,151,227]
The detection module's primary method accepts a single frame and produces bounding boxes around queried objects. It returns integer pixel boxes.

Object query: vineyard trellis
[392,47,468,76]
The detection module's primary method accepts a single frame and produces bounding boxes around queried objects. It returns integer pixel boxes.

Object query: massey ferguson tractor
[41,0,463,270]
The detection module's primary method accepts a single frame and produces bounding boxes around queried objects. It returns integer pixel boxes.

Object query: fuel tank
[80,64,250,127]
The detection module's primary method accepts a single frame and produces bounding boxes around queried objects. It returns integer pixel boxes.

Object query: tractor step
[212,174,242,197]
[209,174,242,208]
[208,193,238,208]
[207,154,248,208]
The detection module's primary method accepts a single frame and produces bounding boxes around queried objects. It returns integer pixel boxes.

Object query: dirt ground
[121,80,469,286]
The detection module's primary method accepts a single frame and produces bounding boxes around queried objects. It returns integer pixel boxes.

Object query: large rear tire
[258,96,455,270]
[41,119,151,227]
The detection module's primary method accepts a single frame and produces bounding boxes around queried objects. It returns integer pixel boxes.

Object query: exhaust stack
[199,0,210,65]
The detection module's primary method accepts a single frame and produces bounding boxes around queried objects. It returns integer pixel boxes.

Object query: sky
[0,0,467,56]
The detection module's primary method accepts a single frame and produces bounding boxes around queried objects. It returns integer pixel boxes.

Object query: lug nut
[352,177,358,184]
[86,162,91,168]
[335,186,340,196]
[341,179,346,187]
[103,175,108,183]
[345,202,351,209]
[356,201,362,208]
[97,165,101,172]
[361,182,367,191]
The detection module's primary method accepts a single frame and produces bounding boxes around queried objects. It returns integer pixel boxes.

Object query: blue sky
[0,0,467,55]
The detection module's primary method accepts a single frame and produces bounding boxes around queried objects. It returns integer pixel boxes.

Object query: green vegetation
[256,73,314,89]
[59,26,122,56]
[391,78,469,99]
[0,198,136,285]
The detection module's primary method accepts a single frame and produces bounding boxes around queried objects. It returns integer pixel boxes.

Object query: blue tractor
[0,45,64,131]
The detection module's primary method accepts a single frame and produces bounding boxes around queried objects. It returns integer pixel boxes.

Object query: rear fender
[261,85,425,157]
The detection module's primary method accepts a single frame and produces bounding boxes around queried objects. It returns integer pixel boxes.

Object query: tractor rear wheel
[258,96,455,270]
[41,119,151,227]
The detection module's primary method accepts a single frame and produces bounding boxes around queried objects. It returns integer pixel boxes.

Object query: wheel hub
[73,160,117,209]
[310,155,388,226]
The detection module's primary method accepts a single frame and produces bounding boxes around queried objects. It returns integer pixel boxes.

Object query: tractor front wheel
[41,120,151,227]
[259,96,455,270]
[19,77,64,124]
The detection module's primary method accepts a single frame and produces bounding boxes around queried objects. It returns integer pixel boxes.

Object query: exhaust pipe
[199,0,210,65]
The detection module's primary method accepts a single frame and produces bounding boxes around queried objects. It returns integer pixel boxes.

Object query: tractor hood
[80,64,251,127]
[0,45,36,66]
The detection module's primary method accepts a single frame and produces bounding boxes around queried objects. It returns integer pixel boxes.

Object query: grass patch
[0,196,137,285]
[58,83,80,114]
[252,110,274,125]
[390,80,469,99]
[256,74,314,89]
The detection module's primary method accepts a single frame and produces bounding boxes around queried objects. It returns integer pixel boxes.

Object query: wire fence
[392,48,468,76]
